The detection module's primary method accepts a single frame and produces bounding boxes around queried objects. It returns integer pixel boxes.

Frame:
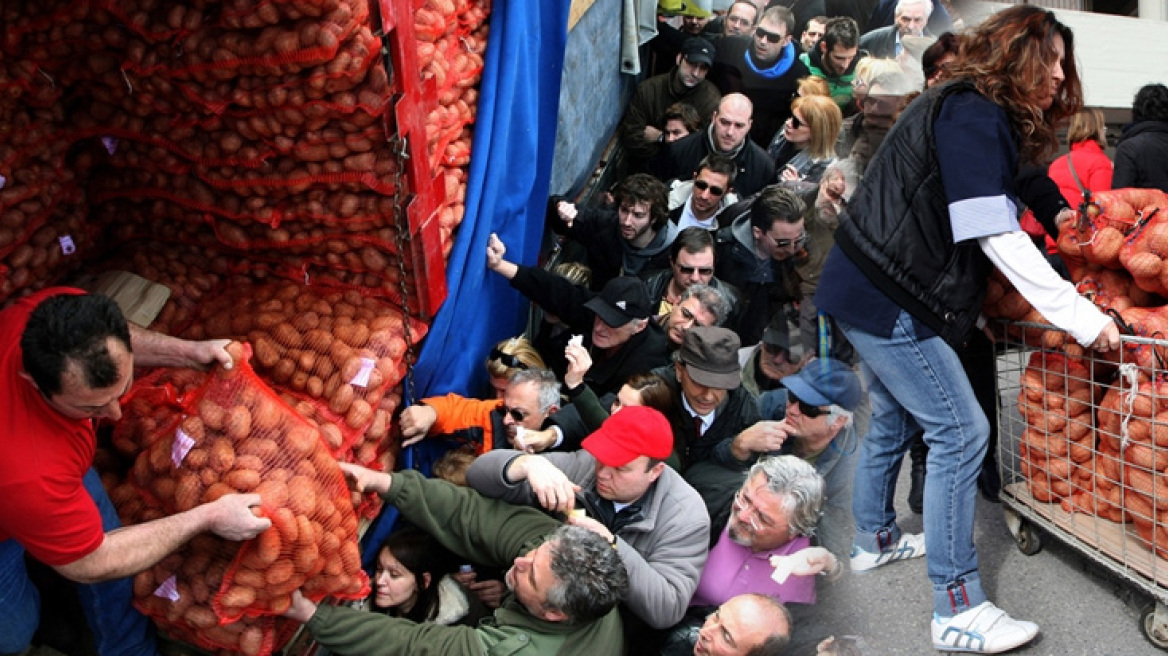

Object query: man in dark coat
[706,6,809,147]
[620,37,722,169]
[487,235,670,399]
[649,93,776,198]
[1114,83,1168,194]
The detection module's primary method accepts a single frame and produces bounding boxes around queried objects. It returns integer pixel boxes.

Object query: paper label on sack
[154,575,181,601]
[172,426,195,467]
[769,555,795,585]
[58,235,76,255]
[348,357,377,387]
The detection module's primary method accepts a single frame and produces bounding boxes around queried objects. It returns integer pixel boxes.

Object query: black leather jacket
[833,80,998,348]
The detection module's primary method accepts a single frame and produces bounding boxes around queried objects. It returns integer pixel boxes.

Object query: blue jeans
[839,312,989,617]
[0,468,157,656]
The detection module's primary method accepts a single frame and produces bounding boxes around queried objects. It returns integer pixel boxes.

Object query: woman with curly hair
[814,6,1119,653]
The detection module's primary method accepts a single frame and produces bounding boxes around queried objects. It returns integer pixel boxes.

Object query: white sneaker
[849,532,926,572]
[932,602,1039,653]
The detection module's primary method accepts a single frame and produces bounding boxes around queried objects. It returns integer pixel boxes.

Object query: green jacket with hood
[304,471,626,656]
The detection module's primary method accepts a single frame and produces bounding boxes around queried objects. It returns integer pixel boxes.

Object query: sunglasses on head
[678,265,714,275]
[500,404,529,422]
[788,391,828,418]
[693,179,726,196]
[489,347,530,371]
[755,27,784,43]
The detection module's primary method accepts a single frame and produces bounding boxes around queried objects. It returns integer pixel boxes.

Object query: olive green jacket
[305,471,625,656]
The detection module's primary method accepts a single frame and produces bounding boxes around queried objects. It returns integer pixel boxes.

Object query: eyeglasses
[500,404,529,422]
[489,347,530,371]
[788,391,827,418]
[754,27,784,44]
[788,114,804,129]
[733,487,774,532]
[693,179,726,197]
[763,230,807,249]
[677,265,714,275]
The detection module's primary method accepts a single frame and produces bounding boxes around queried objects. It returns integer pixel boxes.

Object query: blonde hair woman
[767,94,844,194]
[483,337,546,397]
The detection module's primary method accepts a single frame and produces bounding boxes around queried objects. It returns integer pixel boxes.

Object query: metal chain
[389,133,417,407]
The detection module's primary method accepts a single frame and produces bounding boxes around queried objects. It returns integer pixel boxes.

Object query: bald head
[711,93,754,152]
[694,594,790,655]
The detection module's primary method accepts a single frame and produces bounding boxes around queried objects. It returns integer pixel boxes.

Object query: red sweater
[0,287,105,565]
[1046,140,1113,253]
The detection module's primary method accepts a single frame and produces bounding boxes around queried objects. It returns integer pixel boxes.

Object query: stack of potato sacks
[985,188,1168,558]
[109,343,370,655]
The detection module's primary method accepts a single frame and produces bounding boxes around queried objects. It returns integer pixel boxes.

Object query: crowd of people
[6,1,1168,655]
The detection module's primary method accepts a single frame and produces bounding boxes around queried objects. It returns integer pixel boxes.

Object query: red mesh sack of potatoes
[112,368,208,457]
[1016,351,1095,504]
[110,480,290,656]
[1116,191,1168,295]
[1060,189,1163,270]
[127,343,369,623]
[1110,306,1168,370]
[181,279,424,458]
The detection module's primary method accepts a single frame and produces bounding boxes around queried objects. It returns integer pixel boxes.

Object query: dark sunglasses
[678,265,714,275]
[789,114,803,129]
[755,27,783,44]
[500,404,529,422]
[693,179,726,196]
[489,347,530,371]
[788,391,828,418]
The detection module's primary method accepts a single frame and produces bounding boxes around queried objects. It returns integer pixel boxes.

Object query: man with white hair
[859,0,932,59]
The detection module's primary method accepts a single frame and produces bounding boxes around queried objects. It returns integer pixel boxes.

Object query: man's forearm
[55,503,219,584]
[128,323,202,368]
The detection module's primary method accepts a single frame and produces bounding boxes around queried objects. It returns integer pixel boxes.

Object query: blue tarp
[362,0,571,567]
[410,0,571,401]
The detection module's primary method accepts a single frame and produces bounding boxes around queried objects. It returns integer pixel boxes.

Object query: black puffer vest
[834,80,1003,348]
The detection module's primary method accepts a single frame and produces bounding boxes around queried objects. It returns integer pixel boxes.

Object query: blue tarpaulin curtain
[410,0,571,401]
[361,0,571,568]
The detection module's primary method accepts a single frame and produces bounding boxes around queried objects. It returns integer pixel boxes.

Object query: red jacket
[1047,140,1113,252]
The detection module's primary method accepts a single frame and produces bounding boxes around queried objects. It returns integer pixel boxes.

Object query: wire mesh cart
[994,320,1168,650]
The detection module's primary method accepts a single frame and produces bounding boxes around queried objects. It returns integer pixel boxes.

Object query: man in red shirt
[0,288,271,656]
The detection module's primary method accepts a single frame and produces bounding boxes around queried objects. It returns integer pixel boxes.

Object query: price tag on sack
[172,425,196,467]
[154,575,181,602]
[348,357,377,388]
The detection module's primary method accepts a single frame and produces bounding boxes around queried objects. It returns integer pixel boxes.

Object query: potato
[183,605,219,629]
[225,468,262,492]
[287,476,317,515]
[219,585,257,608]
[329,384,355,415]
[209,439,236,472]
[226,405,252,441]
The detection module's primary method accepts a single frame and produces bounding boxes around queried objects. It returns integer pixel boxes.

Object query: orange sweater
[422,393,503,454]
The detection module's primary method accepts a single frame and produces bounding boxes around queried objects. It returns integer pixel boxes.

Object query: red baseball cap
[582,406,674,467]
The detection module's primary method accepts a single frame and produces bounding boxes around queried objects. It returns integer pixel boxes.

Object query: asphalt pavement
[792,418,1167,655]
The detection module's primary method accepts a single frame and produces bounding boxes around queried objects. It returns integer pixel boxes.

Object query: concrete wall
[548,0,638,196]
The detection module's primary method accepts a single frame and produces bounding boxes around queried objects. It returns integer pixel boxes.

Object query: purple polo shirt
[689,528,817,607]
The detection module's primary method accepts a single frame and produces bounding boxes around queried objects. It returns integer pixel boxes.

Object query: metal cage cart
[994,320,1168,650]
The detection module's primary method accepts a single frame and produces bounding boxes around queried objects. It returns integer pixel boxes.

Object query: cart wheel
[1141,603,1168,650]
[1014,520,1042,555]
